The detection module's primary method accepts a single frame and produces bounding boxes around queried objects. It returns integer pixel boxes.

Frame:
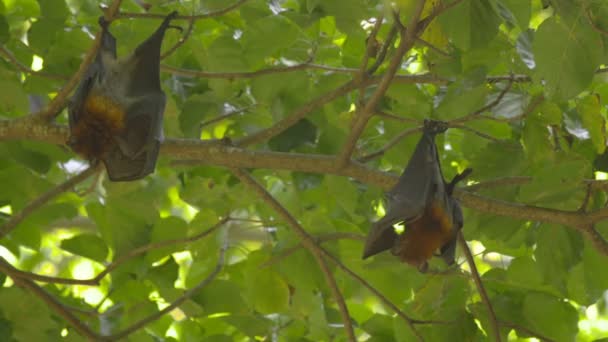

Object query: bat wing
[103,94,166,181]
[439,197,463,265]
[362,130,443,259]
[126,11,178,96]
[99,12,175,181]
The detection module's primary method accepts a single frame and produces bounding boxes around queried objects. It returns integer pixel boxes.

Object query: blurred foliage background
[2,0,608,341]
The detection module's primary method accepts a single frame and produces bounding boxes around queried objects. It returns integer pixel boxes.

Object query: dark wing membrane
[362,130,440,259]
[439,197,463,265]
[102,141,160,181]
[127,11,178,96]
[103,96,165,181]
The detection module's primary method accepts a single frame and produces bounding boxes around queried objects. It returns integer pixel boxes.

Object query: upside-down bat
[362,120,471,271]
[67,12,179,181]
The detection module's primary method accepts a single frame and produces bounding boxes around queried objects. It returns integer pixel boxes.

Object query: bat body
[67,12,178,181]
[362,120,467,271]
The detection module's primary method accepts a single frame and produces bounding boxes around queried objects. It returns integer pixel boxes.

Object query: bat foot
[98,16,111,29]
[423,119,448,134]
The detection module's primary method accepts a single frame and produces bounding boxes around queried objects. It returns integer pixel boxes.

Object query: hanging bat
[67,11,179,181]
[362,120,471,271]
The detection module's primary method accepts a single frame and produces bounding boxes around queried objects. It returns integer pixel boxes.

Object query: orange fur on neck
[393,201,455,267]
[68,94,126,160]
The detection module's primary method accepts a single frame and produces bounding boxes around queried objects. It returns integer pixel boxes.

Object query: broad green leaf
[577,94,606,154]
[0,287,60,341]
[242,15,301,66]
[533,17,602,100]
[246,269,290,314]
[268,119,317,152]
[439,0,501,49]
[522,292,578,341]
[193,280,247,314]
[60,234,109,263]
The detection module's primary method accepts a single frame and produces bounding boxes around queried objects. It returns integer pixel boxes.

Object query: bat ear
[362,217,400,259]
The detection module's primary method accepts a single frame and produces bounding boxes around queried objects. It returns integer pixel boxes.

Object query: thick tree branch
[2,119,608,256]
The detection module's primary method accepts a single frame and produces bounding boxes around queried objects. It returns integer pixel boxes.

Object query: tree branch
[230,168,356,342]
[4,216,228,286]
[337,1,427,167]
[0,257,101,340]
[107,227,230,340]
[0,166,98,239]
[457,232,501,342]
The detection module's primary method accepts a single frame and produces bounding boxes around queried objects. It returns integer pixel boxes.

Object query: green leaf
[0,287,60,341]
[522,292,578,341]
[242,15,301,66]
[439,0,501,49]
[192,279,247,314]
[533,17,602,100]
[268,119,317,152]
[246,269,290,314]
[577,94,606,154]
[60,234,109,263]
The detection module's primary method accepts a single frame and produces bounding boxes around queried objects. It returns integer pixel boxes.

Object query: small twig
[457,232,501,342]
[106,227,230,341]
[0,46,68,81]
[448,123,517,146]
[374,110,420,123]
[161,57,346,78]
[358,126,423,163]
[585,6,608,36]
[452,76,515,123]
[200,107,251,128]
[7,216,228,285]
[231,168,356,342]
[0,258,101,340]
[415,37,451,57]
[579,223,608,257]
[0,166,98,239]
[117,0,250,20]
[235,79,361,147]
[579,183,594,213]
[498,321,556,342]
[417,0,465,32]
[367,23,399,75]
[259,232,365,268]
[358,15,385,103]
[337,1,427,167]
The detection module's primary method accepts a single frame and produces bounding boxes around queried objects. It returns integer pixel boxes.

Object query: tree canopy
[1,0,608,341]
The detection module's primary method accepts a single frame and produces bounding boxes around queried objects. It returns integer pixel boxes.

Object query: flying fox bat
[362,120,471,271]
[67,12,179,181]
